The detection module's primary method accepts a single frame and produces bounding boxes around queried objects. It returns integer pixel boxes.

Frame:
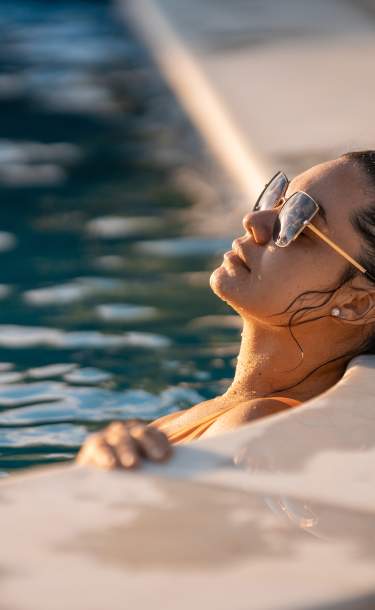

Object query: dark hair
[340,150,375,355]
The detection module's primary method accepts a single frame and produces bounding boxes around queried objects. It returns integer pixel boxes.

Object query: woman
[77,150,375,470]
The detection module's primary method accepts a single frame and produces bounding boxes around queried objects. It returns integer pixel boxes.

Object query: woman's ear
[337,289,375,324]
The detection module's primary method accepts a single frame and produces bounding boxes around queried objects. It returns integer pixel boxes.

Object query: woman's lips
[224,249,251,272]
[231,239,252,271]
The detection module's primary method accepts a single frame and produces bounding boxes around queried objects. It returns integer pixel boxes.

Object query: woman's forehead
[285,160,369,254]
[286,159,363,211]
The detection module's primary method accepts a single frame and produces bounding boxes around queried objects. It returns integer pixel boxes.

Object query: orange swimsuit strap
[165,395,301,444]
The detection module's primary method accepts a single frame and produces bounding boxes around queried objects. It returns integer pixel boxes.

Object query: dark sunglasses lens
[253,172,288,212]
[273,192,318,246]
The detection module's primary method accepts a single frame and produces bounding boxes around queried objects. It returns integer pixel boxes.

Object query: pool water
[0,0,241,476]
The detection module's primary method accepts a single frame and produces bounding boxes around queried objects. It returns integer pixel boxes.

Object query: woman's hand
[76,420,173,470]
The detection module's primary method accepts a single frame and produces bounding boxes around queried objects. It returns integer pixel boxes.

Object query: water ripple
[27,364,78,380]
[0,423,86,449]
[0,383,204,425]
[136,237,232,257]
[0,326,171,349]
[24,277,124,306]
[96,304,159,322]
[63,367,113,385]
[86,216,164,239]
[0,0,237,474]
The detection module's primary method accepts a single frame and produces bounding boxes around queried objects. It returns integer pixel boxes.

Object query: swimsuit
[152,396,300,444]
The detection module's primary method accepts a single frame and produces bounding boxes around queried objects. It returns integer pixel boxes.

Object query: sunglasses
[253,171,375,283]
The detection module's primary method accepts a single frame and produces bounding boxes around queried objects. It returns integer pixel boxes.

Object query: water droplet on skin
[257,274,262,281]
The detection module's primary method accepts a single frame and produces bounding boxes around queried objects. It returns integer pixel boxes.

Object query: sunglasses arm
[305,223,367,275]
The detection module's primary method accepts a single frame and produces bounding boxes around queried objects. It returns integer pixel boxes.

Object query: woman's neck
[223,318,349,403]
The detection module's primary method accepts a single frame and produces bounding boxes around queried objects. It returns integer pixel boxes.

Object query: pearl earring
[331,307,341,317]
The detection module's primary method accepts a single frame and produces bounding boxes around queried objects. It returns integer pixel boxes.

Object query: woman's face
[210,158,366,322]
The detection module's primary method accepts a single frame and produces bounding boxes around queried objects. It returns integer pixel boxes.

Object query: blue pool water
[0,0,240,476]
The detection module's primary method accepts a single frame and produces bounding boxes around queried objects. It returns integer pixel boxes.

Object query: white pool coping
[1,356,375,610]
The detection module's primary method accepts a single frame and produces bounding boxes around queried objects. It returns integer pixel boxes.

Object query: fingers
[76,434,118,470]
[76,421,173,470]
[105,422,140,469]
[130,423,172,462]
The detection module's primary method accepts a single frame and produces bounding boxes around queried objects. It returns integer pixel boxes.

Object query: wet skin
[77,156,375,469]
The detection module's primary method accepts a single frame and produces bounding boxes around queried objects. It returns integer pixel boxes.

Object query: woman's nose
[242,209,278,245]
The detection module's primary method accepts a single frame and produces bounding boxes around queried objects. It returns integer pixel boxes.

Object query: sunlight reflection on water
[0,0,240,475]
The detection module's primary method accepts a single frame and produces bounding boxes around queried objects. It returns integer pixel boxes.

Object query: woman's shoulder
[150,408,187,429]
[150,395,302,441]
[200,395,301,437]
[150,397,229,435]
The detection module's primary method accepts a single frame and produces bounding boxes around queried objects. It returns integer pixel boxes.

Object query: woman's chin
[210,261,271,322]
[209,264,242,300]
[209,262,256,315]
